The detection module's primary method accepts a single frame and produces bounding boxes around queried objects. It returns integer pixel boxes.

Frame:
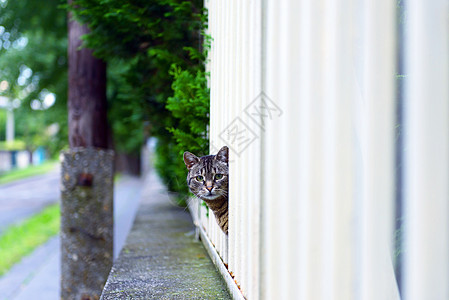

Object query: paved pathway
[0,168,60,234]
[0,173,143,300]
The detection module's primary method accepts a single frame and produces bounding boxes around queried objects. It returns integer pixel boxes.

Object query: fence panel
[199,0,449,299]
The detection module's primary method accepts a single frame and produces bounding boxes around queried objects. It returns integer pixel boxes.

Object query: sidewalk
[0,174,143,300]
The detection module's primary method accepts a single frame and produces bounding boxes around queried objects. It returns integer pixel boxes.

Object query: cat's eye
[196,175,204,182]
[214,174,224,180]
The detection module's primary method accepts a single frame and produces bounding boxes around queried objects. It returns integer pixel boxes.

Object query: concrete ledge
[188,197,245,300]
[100,171,231,299]
[198,226,245,300]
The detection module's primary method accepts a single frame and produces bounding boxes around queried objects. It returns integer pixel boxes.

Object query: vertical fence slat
[227,0,238,281]
[322,0,357,298]
[219,0,229,267]
[261,0,292,298]
[281,0,305,299]
[249,0,262,298]
[239,0,249,296]
[260,0,279,298]
[208,0,215,247]
[208,0,216,252]
[230,0,244,286]
[360,0,398,298]
[299,0,326,298]
[403,0,449,299]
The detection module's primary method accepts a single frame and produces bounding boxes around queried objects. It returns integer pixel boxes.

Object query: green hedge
[0,140,26,151]
[68,1,209,203]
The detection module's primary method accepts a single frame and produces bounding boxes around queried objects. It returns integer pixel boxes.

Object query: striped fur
[184,146,229,234]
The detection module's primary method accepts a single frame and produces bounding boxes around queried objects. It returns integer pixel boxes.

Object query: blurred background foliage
[0,0,68,158]
[0,0,210,202]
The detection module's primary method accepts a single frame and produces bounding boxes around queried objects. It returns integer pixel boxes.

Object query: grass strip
[0,161,58,185]
[0,204,60,276]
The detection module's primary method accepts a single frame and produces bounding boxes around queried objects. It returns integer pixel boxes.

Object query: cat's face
[183,146,228,201]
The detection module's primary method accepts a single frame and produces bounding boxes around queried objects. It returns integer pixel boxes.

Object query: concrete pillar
[60,148,114,300]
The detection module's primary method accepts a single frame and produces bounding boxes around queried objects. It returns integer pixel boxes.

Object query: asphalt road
[0,169,144,300]
[0,168,60,234]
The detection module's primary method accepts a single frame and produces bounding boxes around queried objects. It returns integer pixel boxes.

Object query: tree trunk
[68,17,108,149]
[115,151,142,176]
[28,149,33,165]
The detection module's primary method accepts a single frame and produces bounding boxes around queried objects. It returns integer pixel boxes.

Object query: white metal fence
[188,0,449,299]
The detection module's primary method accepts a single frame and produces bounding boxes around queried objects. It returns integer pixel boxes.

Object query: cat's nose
[206,186,213,192]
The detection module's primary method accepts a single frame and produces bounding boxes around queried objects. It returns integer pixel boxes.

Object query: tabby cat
[183,146,229,234]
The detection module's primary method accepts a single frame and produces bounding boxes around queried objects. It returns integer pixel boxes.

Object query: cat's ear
[183,151,200,169]
[215,146,229,164]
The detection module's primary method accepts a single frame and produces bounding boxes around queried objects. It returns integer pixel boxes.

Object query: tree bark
[115,151,142,176]
[68,16,108,149]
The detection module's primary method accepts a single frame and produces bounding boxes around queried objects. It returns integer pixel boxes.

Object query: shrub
[68,1,209,202]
